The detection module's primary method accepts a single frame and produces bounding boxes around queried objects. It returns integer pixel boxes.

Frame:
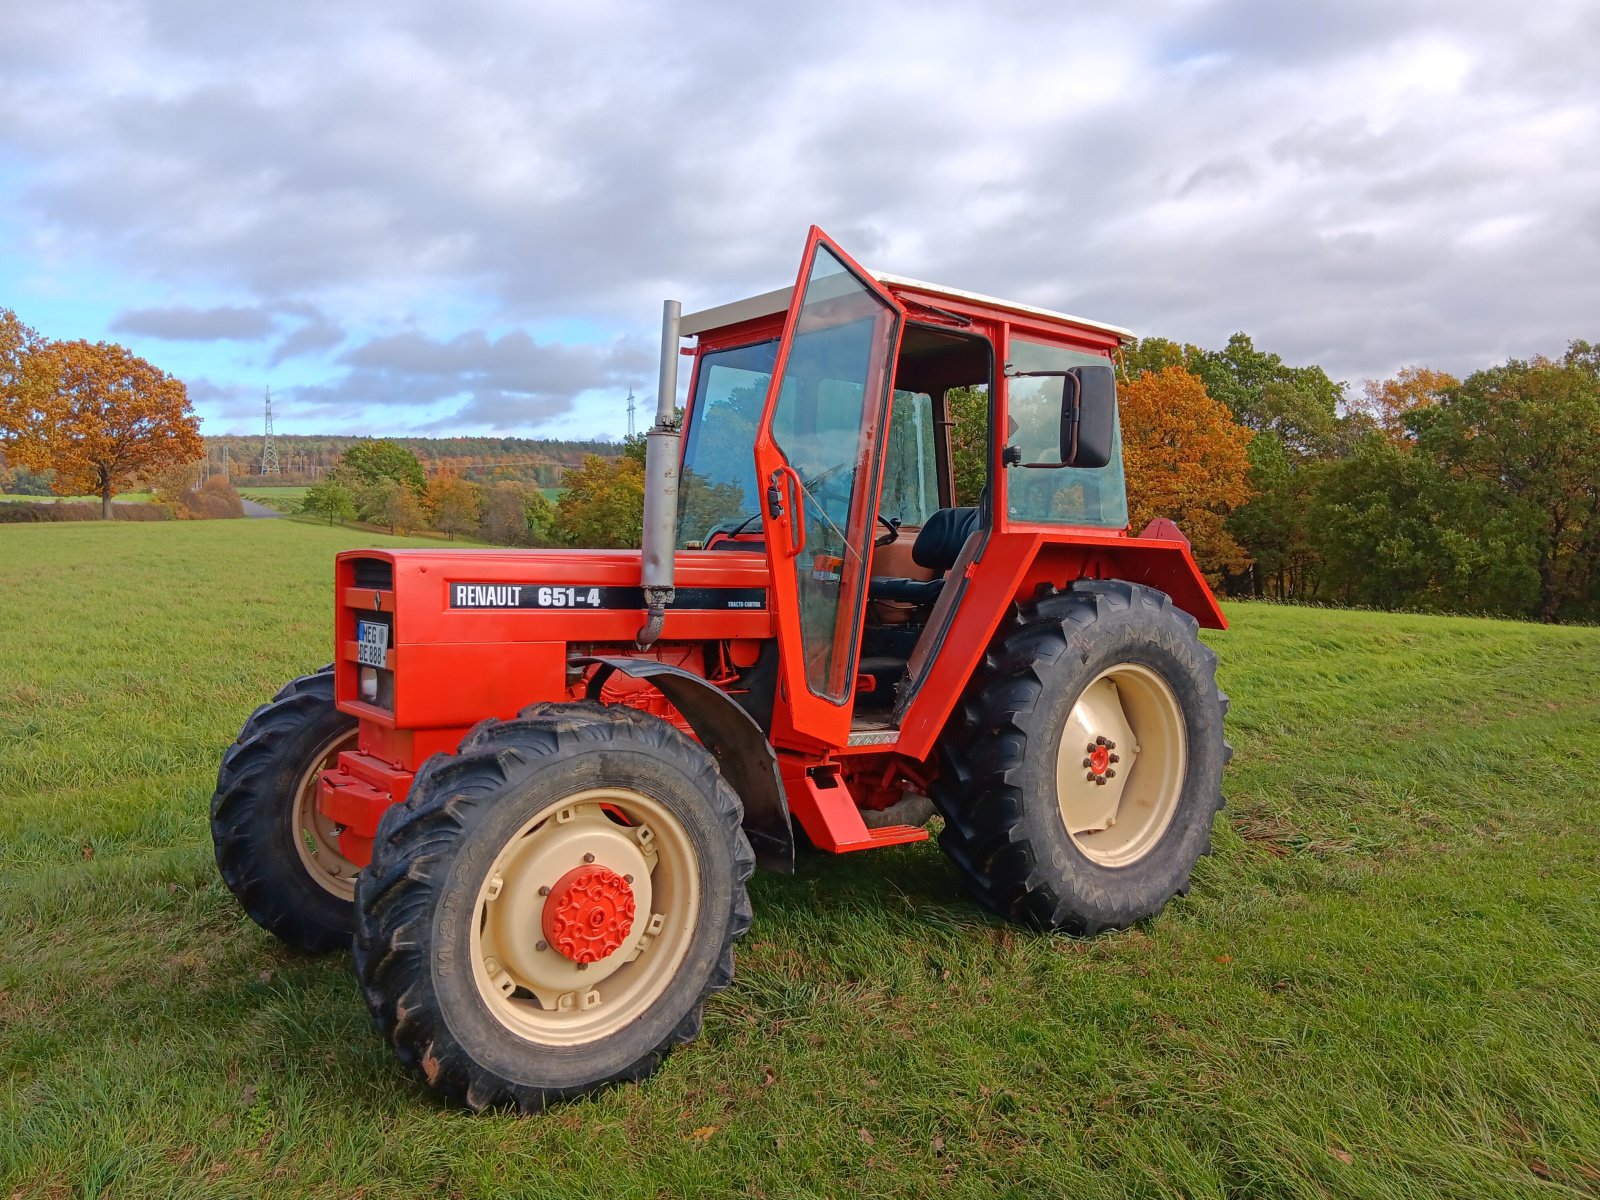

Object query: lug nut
[624,873,634,883]
[537,885,551,896]
[582,852,596,864]
[535,940,548,952]
[1105,768,1116,779]
[1106,740,1116,750]
[1085,771,1097,782]
[1082,757,1093,769]
[1096,735,1108,746]
[1095,776,1108,786]
[576,962,588,971]
[1086,742,1098,754]
[1109,753,1120,764]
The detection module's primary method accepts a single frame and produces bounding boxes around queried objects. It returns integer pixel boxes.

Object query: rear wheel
[932,580,1228,934]
[210,668,360,952]
[353,702,754,1112]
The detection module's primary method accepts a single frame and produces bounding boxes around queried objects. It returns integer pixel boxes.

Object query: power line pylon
[626,388,637,439]
[261,388,281,476]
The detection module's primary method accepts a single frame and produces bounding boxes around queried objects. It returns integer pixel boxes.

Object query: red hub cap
[1087,744,1111,775]
[541,864,637,964]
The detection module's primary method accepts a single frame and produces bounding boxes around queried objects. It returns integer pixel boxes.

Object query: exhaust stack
[636,299,682,648]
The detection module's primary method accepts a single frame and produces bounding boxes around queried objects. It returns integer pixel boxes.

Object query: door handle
[772,466,806,558]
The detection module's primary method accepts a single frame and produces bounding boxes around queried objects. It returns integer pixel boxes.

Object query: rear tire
[931,580,1228,934]
[210,668,360,952]
[353,702,755,1112]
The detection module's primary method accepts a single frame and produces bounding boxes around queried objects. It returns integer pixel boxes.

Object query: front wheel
[932,580,1229,934]
[210,668,360,952]
[353,702,755,1112]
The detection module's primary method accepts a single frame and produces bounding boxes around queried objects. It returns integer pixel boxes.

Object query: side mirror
[1006,362,1119,469]
[1063,365,1116,469]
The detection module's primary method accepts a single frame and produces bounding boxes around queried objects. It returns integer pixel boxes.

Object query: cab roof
[679,271,1135,345]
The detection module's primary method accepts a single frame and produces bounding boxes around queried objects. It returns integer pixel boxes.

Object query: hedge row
[0,501,173,523]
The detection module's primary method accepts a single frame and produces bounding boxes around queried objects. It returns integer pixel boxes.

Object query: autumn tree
[0,309,44,443]
[7,339,202,519]
[427,469,483,540]
[1118,366,1254,579]
[555,453,645,548]
[1358,366,1459,445]
[362,478,425,535]
[479,481,556,546]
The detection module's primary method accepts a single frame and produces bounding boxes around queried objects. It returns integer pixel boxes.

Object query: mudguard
[574,656,794,873]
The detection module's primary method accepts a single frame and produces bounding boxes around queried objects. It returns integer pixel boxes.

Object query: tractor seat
[868,506,978,605]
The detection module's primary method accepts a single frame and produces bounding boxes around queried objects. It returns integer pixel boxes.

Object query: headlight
[359,667,379,702]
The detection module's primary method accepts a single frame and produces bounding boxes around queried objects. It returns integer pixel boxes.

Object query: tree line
[203,433,621,488]
[1108,334,1600,622]
[8,300,1597,621]
[300,437,642,548]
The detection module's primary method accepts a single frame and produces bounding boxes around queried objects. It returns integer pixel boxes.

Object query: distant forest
[201,434,623,488]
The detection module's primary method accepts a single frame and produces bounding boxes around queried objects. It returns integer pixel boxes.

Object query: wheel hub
[542,864,637,963]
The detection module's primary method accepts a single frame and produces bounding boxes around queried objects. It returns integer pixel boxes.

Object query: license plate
[356,620,389,667]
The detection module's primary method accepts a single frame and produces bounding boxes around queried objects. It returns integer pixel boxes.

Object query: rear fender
[574,656,794,873]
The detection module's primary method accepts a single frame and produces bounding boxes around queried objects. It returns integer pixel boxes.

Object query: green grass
[2,522,1598,1199]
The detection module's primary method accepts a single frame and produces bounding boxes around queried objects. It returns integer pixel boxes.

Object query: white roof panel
[678,271,1135,344]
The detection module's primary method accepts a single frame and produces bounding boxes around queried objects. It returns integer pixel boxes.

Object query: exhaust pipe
[636,299,682,648]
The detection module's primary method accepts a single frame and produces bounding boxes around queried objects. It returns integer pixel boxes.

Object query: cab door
[754,226,906,750]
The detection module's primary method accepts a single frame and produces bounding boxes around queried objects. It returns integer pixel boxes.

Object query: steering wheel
[874,515,901,548]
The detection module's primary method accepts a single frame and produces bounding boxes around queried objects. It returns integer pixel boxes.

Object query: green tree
[302,478,358,526]
[1414,351,1600,621]
[945,385,988,507]
[1309,432,1538,613]
[555,454,645,548]
[337,440,427,496]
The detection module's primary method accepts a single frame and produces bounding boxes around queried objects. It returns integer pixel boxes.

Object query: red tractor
[212,227,1229,1111]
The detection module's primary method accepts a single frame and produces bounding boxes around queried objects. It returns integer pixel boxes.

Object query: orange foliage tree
[1119,365,1254,578]
[0,309,45,444]
[1359,366,1459,444]
[8,339,202,518]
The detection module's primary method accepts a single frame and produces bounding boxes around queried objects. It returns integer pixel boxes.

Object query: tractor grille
[351,557,393,590]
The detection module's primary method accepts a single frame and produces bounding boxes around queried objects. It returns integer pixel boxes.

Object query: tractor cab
[667,229,1215,768]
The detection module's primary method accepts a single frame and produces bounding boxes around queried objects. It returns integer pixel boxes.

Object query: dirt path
[239,498,285,518]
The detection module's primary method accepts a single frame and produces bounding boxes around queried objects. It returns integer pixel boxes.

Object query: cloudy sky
[2,1,1596,438]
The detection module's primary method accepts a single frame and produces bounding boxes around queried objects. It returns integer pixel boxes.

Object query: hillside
[202,433,624,488]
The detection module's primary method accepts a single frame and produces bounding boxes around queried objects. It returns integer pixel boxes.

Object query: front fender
[574,656,794,873]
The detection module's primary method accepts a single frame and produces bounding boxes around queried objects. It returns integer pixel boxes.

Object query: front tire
[353,702,755,1112]
[210,668,361,952]
[932,580,1228,934]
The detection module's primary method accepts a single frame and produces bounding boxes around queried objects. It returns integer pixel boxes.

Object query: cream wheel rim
[291,728,360,900]
[469,787,701,1047]
[1055,663,1187,868]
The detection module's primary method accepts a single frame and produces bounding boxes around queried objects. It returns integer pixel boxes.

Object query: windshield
[675,339,778,548]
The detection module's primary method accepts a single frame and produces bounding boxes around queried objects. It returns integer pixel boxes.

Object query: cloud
[111,304,277,341]
[2,0,1598,427]
[284,327,655,433]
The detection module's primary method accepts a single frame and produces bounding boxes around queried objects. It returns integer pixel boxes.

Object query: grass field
[1,521,1598,1199]
[236,486,310,513]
